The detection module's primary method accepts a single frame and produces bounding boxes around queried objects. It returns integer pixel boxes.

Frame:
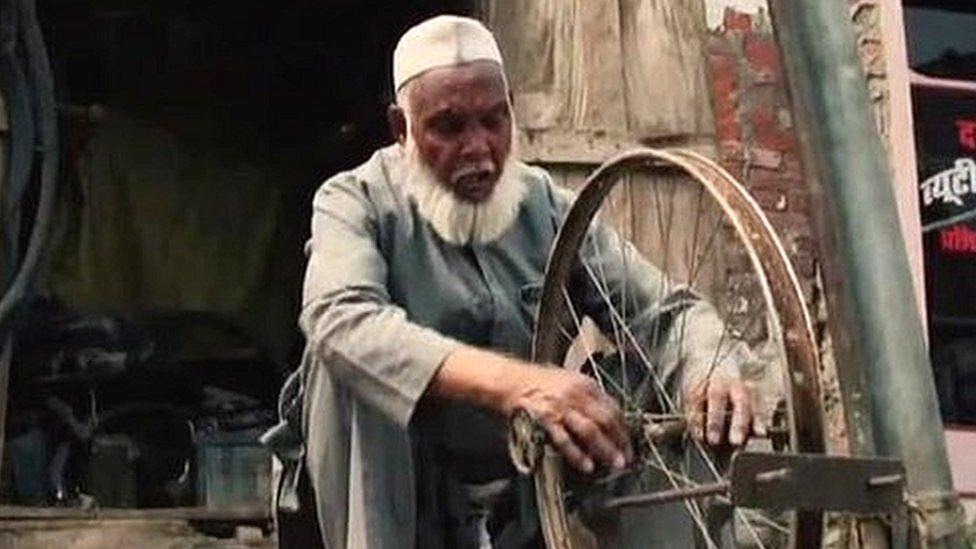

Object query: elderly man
[271,14,754,549]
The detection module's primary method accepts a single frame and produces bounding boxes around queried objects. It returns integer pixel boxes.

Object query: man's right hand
[429,346,633,474]
[501,364,633,474]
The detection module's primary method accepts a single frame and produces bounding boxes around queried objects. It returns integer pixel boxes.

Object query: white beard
[400,137,527,246]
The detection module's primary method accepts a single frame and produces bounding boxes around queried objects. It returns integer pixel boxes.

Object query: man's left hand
[684,375,754,447]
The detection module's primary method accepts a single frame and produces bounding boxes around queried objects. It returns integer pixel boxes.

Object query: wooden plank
[519,129,641,165]
[568,0,627,130]
[619,0,714,138]
[518,128,713,165]
[488,0,572,130]
[0,505,270,523]
[0,517,273,549]
[628,170,726,300]
[493,0,718,164]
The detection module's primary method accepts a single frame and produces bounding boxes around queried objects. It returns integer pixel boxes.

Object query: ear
[387,104,408,145]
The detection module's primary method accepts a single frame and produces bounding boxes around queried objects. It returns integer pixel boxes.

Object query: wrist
[431,346,528,415]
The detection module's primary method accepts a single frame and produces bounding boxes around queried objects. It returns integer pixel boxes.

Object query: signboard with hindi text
[913,84,976,423]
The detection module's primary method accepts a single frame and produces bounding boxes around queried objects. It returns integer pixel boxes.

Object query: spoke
[614,182,632,404]
[638,451,786,546]
[648,179,668,359]
[688,207,726,289]
[737,508,791,536]
[646,437,720,548]
[622,178,638,403]
[579,259,676,412]
[702,313,736,384]
[583,232,629,399]
[674,189,711,384]
[578,259,737,486]
[561,286,606,393]
[648,177,678,357]
[561,286,636,408]
[687,185,707,278]
[566,180,786,549]
[702,282,771,387]
[660,179,678,305]
[579,259,676,414]
[579,318,776,549]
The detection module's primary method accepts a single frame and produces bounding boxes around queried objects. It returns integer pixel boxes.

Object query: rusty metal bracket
[730,452,904,513]
[600,452,904,514]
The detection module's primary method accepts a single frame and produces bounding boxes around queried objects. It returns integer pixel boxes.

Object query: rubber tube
[0,0,35,272]
[0,0,59,333]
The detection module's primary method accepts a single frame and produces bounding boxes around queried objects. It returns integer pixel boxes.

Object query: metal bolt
[754,467,792,483]
[866,473,903,488]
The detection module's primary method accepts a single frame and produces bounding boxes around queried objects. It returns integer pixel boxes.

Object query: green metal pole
[764,1,968,546]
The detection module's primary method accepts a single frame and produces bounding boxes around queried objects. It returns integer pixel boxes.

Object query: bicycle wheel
[529,148,826,549]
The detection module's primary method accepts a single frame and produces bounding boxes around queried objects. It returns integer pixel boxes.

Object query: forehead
[407,61,508,115]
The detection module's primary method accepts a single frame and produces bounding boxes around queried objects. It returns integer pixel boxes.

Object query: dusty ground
[0,519,274,549]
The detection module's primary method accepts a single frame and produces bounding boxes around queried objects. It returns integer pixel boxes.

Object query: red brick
[749,105,796,152]
[791,234,817,256]
[715,115,742,143]
[720,140,744,162]
[752,68,778,85]
[789,189,812,215]
[706,33,737,56]
[781,154,806,180]
[746,166,792,188]
[747,147,784,170]
[724,8,753,33]
[751,187,788,212]
[744,34,780,78]
[792,250,818,278]
[709,53,741,142]
[777,108,794,130]
[766,211,813,235]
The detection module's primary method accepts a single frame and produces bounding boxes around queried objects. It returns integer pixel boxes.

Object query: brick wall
[706,8,819,299]
[705,7,851,455]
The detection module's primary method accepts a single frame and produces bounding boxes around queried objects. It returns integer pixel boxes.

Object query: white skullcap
[393,15,504,91]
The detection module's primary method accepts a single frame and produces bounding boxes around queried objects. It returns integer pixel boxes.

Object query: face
[399,61,512,203]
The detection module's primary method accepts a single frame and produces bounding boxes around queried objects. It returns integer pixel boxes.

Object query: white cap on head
[393,15,504,92]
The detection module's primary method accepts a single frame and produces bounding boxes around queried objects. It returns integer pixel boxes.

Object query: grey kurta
[276,145,741,548]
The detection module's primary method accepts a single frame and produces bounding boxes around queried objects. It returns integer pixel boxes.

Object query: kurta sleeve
[300,174,462,428]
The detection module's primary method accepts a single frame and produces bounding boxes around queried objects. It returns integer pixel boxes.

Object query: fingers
[564,409,626,471]
[727,381,751,446]
[583,393,634,463]
[514,368,634,474]
[544,422,593,474]
[706,381,730,445]
[686,376,755,446]
[752,413,768,437]
[685,378,707,443]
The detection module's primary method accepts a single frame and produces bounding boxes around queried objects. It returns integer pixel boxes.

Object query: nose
[459,126,492,161]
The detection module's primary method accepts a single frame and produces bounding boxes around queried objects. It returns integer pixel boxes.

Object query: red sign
[956,117,976,150]
[940,224,976,254]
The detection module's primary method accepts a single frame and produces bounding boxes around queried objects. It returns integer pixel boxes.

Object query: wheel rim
[530,148,826,549]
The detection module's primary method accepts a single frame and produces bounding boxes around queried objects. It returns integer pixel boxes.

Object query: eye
[481,113,503,131]
[481,107,509,131]
[429,113,465,137]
